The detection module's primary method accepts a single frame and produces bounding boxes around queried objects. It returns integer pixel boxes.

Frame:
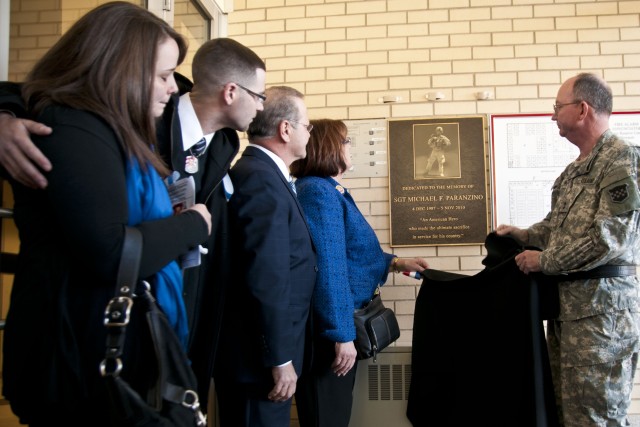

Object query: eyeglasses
[342,137,352,145]
[235,83,266,103]
[553,100,582,114]
[288,119,313,132]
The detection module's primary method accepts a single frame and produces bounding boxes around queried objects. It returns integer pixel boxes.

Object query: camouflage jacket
[528,130,640,321]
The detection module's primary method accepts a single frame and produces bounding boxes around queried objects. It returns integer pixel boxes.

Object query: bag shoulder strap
[100,226,143,378]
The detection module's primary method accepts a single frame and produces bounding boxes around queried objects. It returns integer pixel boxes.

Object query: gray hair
[247,86,305,140]
[572,73,612,116]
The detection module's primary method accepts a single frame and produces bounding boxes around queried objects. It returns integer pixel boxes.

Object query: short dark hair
[290,119,348,178]
[192,38,266,92]
[247,86,304,140]
[572,73,612,116]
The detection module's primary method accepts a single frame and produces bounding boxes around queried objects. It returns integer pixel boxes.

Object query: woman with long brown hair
[2,3,211,426]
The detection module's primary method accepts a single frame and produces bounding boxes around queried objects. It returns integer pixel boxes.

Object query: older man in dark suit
[214,86,317,427]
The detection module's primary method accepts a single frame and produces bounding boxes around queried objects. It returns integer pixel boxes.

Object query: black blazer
[216,146,317,386]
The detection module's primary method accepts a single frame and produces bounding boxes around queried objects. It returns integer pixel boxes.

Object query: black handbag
[353,287,400,362]
[100,227,206,427]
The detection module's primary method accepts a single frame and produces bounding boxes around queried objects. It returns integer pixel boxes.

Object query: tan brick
[471,0,511,5]
[389,49,429,63]
[605,68,640,82]
[625,54,640,67]
[495,57,537,71]
[307,28,346,43]
[411,61,453,75]
[306,79,347,95]
[286,0,323,5]
[20,0,60,11]
[246,20,284,34]
[327,39,367,54]
[348,26,387,40]
[433,74,474,87]
[246,0,284,7]
[388,23,430,37]
[453,59,494,73]
[475,72,518,86]
[471,19,512,33]
[348,77,389,92]
[557,16,598,30]
[599,14,640,29]
[431,47,472,61]
[534,4,576,18]
[581,55,623,69]
[326,92,368,107]
[327,14,366,28]
[513,17,555,31]
[285,67,325,82]
[518,70,561,84]
[492,5,533,19]
[557,42,599,56]
[10,36,38,49]
[388,0,428,11]
[620,1,640,14]
[539,56,580,70]
[389,75,430,90]
[19,23,58,36]
[266,6,305,20]
[451,33,491,47]
[233,32,274,49]
[265,31,304,45]
[408,34,450,49]
[18,48,48,61]
[228,23,246,35]
[348,51,387,65]
[307,106,349,119]
[306,3,345,17]
[576,2,619,16]
[266,55,305,71]
[252,44,285,59]
[614,96,640,111]
[367,37,408,52]
[346,1,386,14]
[286,17,325,31]
[450,7,490,21]
[11,11,39,24]
[496,85,538,99]
[430,21,471,35]
[625,82,640,95]
[430,0,470,8]
[286,42,324,57]
[474,46,514,59]
[621,27,640,40]
[600,41,640,55]
[408,9,449,23]
[367,11,407,26]
[307,53,346,68]
[227,8,266,23]
[535,30,578,44]
[327,65,367,79]
[493,31,534,45]
[578,28,620,42]
[477,99,521,113]
[371,201,390,216]
[303,94,326,109]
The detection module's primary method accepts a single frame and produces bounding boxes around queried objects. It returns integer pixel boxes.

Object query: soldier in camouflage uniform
[497,73,640,427]
[425,126,451,177]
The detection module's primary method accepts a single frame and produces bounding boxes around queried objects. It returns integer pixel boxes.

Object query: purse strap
[100,226,143,378]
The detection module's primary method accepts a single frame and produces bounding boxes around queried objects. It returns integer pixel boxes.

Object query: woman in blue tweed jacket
[290,119,428,427]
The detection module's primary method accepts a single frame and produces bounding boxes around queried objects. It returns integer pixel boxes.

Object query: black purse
[100,227,206,427]
[353,287,400,362]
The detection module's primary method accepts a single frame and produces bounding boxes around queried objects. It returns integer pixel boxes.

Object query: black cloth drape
[407,232,559,427]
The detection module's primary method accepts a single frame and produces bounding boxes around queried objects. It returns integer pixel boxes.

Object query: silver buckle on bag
[182,390,207,426]
[103,296,133,327]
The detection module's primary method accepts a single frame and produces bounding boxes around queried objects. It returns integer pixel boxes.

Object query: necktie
[288,177,297,195]
[191,137,207,158]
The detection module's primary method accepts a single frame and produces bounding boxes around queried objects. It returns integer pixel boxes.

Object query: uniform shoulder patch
[608,183,629,203]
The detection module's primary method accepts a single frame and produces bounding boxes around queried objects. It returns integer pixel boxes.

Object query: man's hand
[514,250,542,275]
[332,341,357,377]
[268,363,297,402]
[0,114,52,189]
[495,224,529,245]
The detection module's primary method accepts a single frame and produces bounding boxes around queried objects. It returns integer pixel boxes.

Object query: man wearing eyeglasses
[0,37,267,408]
[214,86,317,427]
[497,73,640,427]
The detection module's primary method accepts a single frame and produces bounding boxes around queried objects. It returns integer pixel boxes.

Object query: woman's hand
[332,341,357,376]
[396,257,429,273]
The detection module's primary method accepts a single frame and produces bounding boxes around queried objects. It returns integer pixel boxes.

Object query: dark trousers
[296,338,358,427]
